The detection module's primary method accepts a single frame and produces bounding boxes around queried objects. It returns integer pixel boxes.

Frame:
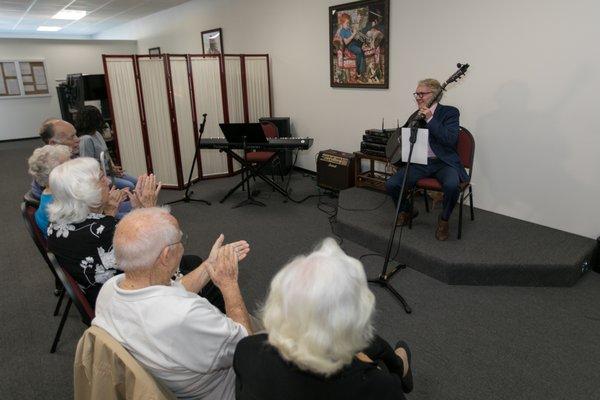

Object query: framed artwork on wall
[201,28,224,55]
[329,0,390,88]
[148,47,161,57]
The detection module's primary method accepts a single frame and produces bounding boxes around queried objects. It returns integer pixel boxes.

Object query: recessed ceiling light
[37,26,62,32]
[52,10,87,20]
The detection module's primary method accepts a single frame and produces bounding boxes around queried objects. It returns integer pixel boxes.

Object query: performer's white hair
[262,238,375,376]
[114,207,181,272]
[419,78,443,101]
[28,144,71,187]
[47,157,103,225]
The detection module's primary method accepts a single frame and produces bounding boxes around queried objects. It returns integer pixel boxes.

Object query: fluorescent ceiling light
[52,10,87,20]
[37,26,62,32]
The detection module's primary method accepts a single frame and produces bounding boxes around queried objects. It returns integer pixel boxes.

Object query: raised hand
[230,240,250,262]
[128,174,162,208]
[104,187,126,216]
[206,244,239,290]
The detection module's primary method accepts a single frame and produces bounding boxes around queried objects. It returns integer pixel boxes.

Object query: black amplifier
[360,141,386,152]
[365,128,395,138]
[361,149,387,157]
[317,150,355,191]
[362,134,388,145]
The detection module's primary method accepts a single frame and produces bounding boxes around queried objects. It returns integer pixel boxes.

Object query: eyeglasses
[167,232,188,248]
[413,91,433,99]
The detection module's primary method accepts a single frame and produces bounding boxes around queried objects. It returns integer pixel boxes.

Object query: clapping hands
[204,234,250,290]
[126,174,162,208]
[103,187,127,216]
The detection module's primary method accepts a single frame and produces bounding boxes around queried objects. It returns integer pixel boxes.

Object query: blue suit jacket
[404,104,469,182]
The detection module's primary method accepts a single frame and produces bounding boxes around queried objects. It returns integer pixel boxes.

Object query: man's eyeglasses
[413,91,433,99]
[167,232,188,247]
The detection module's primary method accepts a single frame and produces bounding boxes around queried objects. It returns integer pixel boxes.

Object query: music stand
[368,123,423,314]
[165,114,211,207]
[219,123,271,208]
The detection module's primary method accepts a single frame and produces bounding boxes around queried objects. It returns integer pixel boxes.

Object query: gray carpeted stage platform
[336,187,596,286]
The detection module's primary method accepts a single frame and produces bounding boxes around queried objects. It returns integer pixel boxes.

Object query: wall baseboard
[0,136,39,143]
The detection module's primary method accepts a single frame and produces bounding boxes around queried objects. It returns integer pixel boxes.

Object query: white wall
[0,38,136,141]
[96,0,600,239]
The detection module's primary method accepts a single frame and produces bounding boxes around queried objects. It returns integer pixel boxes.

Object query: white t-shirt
[93,275,248,400]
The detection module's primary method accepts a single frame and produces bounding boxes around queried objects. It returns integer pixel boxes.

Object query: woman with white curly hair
[27,144,72,234]
[233,238,413,400]
[47,157,160,307]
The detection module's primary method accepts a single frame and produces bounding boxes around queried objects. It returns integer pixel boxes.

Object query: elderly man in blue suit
[385,79,468,241]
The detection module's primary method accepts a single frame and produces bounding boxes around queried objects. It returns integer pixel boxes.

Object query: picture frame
[329,0,390,88]
[148,47,161,57]
[201,28,224,55]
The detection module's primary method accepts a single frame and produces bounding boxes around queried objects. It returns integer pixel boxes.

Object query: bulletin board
[0,60,50,98]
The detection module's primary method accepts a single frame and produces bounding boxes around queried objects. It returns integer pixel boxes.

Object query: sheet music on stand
[401,128,429,165]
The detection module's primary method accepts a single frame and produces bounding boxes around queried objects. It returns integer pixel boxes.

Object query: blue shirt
[35,193,53,236]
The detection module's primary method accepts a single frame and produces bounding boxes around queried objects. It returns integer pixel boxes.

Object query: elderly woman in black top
[233,238,413,400]
[46,157,160,306]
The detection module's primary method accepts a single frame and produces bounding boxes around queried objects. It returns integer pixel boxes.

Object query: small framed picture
[201,28,224,55]
[148,47,161,57]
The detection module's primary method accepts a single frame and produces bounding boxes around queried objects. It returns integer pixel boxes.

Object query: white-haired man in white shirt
[93,207,252,400]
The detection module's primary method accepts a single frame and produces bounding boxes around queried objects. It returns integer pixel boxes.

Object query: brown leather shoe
[435,218,450,241]
[396,209,418,226]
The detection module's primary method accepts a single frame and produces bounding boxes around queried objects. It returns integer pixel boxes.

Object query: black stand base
[232,196,265,209]
[368,263,412,314]
[165,190,211,206]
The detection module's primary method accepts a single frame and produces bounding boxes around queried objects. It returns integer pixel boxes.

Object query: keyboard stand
[219,148,289,207]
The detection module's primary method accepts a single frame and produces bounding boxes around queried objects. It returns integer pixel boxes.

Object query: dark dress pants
[385,158,460,221]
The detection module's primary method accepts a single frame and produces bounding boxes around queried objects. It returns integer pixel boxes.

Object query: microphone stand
[368,120,421,314]
[166,113,212,206]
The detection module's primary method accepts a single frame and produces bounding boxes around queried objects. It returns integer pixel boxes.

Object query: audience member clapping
[46,157,159,306]
[93,207,252,400]
[27,144,71,234]
[233,238,413,400]
[74,105,137,190]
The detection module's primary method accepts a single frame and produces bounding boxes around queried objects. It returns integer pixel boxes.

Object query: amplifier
[360,141,386,152]
[317,150,355,191]
[365,128,395,138]
[362,134,388,145]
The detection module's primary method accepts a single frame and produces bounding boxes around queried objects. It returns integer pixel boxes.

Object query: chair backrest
[457,126,475,174]
[260,121,279,139]
[20,201,62,281]
[48,252,95,324]
[75,325,177,400]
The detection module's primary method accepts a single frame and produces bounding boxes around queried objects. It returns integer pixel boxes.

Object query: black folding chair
[20,201,65,316]
[47,252,95,353]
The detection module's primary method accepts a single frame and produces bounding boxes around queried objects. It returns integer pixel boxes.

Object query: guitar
[385,63,469,164]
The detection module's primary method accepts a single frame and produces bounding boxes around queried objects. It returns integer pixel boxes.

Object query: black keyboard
[199,137,313,150]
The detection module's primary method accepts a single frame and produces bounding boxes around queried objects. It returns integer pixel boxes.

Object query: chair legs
[458,194,464,240]
[469,186,475,221]
[50,298,72,353]
[53,289,65,316]
[423,189,430,213]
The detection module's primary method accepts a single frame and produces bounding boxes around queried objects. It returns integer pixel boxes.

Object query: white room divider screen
[103,53,272,189]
